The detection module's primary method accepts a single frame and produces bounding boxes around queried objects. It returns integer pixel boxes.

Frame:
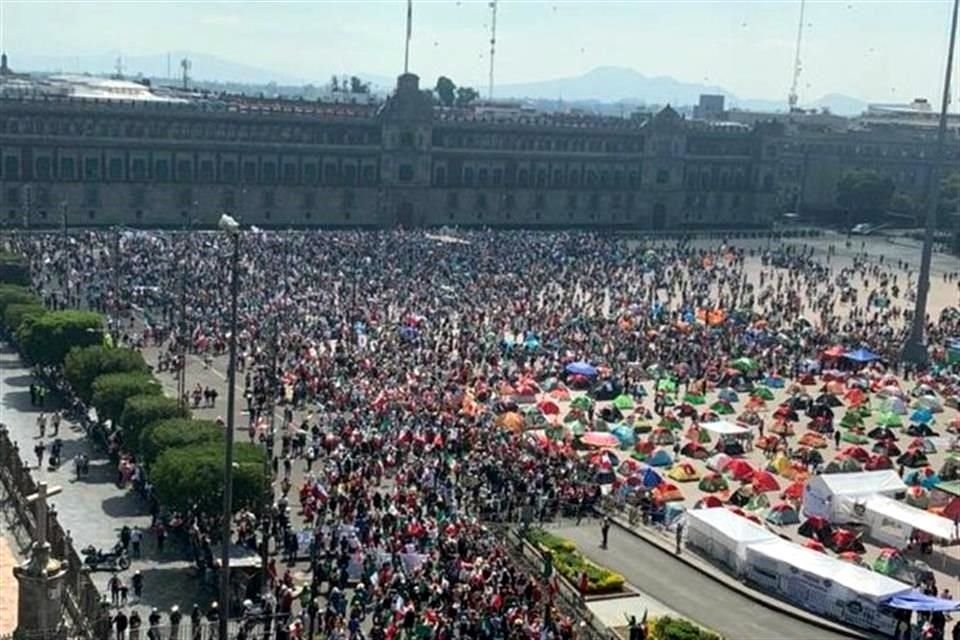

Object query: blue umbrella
[565,361,598,377]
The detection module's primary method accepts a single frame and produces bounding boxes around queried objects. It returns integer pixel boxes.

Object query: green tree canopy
[0,285,42,325]
[65,345,149,404]
[0,252,31,287]
[140,418,224,465]
[836,169,895,224]
[18,310,104,365]
[151,442,267,515]
[119,394,190,446]
[435,76,456,107]
[4,303,46,336]
[91,372,162,428]
[455,86,480,107]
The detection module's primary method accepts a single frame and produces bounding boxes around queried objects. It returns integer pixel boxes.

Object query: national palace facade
[0,70,955,230]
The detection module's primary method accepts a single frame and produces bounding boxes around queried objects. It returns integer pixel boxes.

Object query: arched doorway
[397,201,414,228]
[652,203,667,230]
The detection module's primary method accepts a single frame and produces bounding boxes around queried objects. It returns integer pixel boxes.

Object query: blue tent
[648,449,673,467]
[910,408,933,424]
[885,590,960,612]
[611,424,636,447]
[640,467,663,488]
[844,348,880,363]
[565,361,598,377]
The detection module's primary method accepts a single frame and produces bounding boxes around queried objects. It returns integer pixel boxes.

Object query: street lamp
[218,212,242,640]
[902,0,959,364]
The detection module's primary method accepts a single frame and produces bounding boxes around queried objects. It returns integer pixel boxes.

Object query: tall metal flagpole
[902,0,959,364]
[403,0,412,74]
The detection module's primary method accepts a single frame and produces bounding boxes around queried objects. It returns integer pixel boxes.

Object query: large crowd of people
[13,229,960,640]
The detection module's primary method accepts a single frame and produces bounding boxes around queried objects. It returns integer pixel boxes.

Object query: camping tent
[743,538,910,634]
[766,502,800,525]
[857,495,960,547]
[685,507,776,574]
[802,470,907,522]
[700,420,750,436]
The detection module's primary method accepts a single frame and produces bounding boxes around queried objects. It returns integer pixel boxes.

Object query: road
[554,521,855,640]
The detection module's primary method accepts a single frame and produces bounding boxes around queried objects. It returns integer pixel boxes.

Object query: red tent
[726,459,756,482]
[752,470,781,493]
[782,480,806,501]
[839,446,870,463]
[942,497,960,522]
[822,345,846,359]
[696,495,723,508]
[537,400,560,415]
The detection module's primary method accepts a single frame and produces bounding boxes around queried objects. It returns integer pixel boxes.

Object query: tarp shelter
[743,538,910,634]
[885,590,960,612]
[565,361,598,377]
[700,420,751,436]
[856,495,960,547]
[802,470,907,522]
[684,507,777,574]
[845,348,881,363]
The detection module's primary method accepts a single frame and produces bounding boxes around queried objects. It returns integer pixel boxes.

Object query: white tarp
[802,470,907,522]
[700,420,750,436]
[685,508,776,574]
[744,538,910,634]
[859,495,960,547]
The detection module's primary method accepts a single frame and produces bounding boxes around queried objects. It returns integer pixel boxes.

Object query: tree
[18,310,104,366]
[4,303,46,336]
[435,76,456,107]
[331,75,339,92]
[0,285,43,331]
[938,171,960,222]
[455,86,480,107]
[65,345,150,404]
[151,442,268,515]
[0,252,31,286]
[119,394,190,446]
[140,418,224,465]
[835,169,895,224]
[349,76,370,94]
[90,372,162,428]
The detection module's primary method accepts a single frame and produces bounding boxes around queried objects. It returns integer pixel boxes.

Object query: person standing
[113,610,129,640]
[169,605,183,639]
[156,523,167,554]
[131,526,143,558]
[600,517,610,550]
[675,521,684,554]
[109,573,122,606]
[132,570,144,600]
[34,441,46,469]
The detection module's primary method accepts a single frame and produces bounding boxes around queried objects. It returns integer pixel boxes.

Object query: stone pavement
[0,344,209,622]
[0,534,18,635]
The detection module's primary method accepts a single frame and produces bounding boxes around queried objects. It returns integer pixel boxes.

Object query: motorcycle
[81,543,130,571]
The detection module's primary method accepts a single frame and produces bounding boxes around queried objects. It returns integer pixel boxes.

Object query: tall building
[0,64,778,229]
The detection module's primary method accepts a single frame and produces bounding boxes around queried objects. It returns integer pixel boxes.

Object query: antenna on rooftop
[488,0,498,100]
[787,0,807,111]
[113,55,125,80]
[180,57,191,90]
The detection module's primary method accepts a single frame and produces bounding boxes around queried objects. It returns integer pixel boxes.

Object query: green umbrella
[730,357,759,372]
[571,396,594,411]
[612,394,635,410]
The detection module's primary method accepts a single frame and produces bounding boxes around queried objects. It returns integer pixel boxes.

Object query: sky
[0,0,956,103]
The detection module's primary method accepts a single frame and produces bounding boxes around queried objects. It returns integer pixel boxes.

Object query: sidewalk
[0,344,207,620]
[0,534,18,635]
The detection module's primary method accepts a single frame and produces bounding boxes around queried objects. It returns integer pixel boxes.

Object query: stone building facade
[0,73,782,230]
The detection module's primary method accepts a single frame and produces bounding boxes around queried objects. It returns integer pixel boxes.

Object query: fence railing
[0,425,102,639]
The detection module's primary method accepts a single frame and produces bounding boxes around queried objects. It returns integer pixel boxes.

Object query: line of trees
[330,75,371,94]
[434,76,480,107]
[836,168,960,227]
[0,250,267,518]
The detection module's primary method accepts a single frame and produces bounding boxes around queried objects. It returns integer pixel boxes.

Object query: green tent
[730,357,758,372]
[567,420,586,437]
[612,394,635,410]
[657,379,677,393]
[571,396,594,411]
[752,387,775,401]
[841,431,869,444]
[683,393,706,405]
[710,401,735,415]
[840,412,863,428]
[876,412,903,428]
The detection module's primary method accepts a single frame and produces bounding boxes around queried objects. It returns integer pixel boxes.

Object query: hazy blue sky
[1,0,956,102]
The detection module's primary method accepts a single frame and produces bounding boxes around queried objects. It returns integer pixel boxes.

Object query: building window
[612,194,622,209]
[553,170,563,187]
[656,169,669,184]
[398,164,414,182]
[478,168,489,187]
[324,163,339,185]
[264,210,272,220]
[60,158,76,180]
[463,167,474,186]
[155,159,170,181]
[262,162,277,183]
[400,132,415,148]
[131,159,147,181]
[35,157,52,180]
[492,168,503,186]
[343,164,357,185]
[3,156,20,180]
[590,193,600,209]
[303,163,318,184]
[176,160,192,182]
[84,157,100,180]
[200,160,215,181]
[222,161,238,182]
[569,171,580,187]
[5,188,19,206]
[87,210,96,220]
[518,169,529,187]
[243,161,258,183]
[434,167,447,186]
[362,165,376,184]
[135,210,143,221]
[109,158,124,181]
[283,163,298,184]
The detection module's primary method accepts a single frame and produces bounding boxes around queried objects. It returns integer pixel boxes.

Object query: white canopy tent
[802,470,907,522]
[685,507,777,574]
[700,420,750,436]
[859,495,960,547]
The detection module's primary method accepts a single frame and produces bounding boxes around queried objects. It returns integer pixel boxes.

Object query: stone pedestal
[13,543,68,639]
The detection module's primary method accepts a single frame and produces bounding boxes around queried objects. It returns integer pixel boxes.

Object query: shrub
[119,394,190,446]
[0,252,31,286]
[65,345,149,404]
[4,303,47,335]
[0,285,42,326]
[90,372,162,428]
[527,528,625,594]
[140,418,224,465]
[151,442,268,515]
[651,617,723,640]
[18,310,104,365]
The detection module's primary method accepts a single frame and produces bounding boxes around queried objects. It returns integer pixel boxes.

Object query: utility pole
[902,0,959,364]
[488,0,498,101]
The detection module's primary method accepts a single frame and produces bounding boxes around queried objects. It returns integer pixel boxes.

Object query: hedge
[650,617,723,640]
[139,418,224,465]
[527,528,625,594]
[90,372,162,427]
[4,303,47,336]
[119,394,190,446]
[0,285,42,330]
[18,310,105,365]
[65,345,150,404]
[151,442,268,515]
[0,252,31,287]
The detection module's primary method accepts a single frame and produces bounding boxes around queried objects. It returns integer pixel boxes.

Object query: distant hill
[10,53,868,115]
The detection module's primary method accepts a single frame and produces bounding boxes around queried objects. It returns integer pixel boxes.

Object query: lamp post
[902,0,959,364]
[218,213,242,640]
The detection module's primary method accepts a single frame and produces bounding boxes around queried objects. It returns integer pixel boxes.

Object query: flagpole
[404,0,413,74]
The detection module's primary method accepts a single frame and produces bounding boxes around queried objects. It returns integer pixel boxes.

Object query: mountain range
[9,51,869,115]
